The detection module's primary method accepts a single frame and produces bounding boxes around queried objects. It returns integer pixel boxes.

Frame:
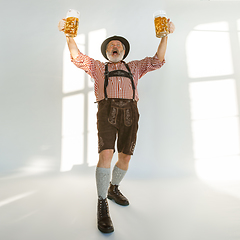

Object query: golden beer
[64,17,79,38]
[153,10,169,38]
[154,16,169,38]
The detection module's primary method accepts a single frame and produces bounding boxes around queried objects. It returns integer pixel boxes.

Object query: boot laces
[114,185,124,197]
[99,198,109,217]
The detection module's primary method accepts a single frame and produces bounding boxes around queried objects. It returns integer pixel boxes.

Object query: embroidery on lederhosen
[130,141,136,154]
[124,108,132,127]
[114,100,130,108]
[108,107,118,125]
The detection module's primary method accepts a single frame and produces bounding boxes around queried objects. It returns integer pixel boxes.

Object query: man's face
[106,40,125,63]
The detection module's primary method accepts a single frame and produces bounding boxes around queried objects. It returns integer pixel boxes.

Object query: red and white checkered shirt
[71,51,165,102]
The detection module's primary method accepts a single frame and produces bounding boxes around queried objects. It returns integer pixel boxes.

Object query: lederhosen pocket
[124,108,132,127]
[108,106,118,125]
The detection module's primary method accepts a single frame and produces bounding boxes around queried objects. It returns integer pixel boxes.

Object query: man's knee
[97,149,114,168]
[116,153,131,171]
[118,153,131,164]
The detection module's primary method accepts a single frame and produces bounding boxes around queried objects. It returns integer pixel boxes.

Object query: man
[58,19,175,233]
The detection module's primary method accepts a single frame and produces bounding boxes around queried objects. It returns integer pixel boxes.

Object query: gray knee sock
[111,165,127,186]
[96,167,111,199]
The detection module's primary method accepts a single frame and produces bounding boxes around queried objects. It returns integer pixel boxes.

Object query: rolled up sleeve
[129,53,165,79]
[71,51,98,79]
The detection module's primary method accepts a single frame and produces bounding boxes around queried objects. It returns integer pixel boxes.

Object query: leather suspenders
[104,61,135,100]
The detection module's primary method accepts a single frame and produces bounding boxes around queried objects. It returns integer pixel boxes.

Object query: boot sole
[107,195,129,206]
[98,225,114,234]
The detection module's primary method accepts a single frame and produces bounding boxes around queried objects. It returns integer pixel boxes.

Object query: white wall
[1,0,240,179]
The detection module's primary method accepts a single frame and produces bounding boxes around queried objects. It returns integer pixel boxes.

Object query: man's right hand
[58,19,66,32]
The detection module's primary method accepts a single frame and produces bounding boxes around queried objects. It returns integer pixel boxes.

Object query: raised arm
[157,36,168,62]
[156,20,175,62]
[66,37,80,59]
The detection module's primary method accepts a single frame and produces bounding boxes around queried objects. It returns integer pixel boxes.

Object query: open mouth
[112,49,119,55]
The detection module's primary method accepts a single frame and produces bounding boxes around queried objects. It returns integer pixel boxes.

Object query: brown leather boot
[97,198,114,233]
[107,183,129,206]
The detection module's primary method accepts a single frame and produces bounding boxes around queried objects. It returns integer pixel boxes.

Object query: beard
[106,49,125,63]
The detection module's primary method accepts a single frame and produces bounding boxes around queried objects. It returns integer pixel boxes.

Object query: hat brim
[101,36,130,61]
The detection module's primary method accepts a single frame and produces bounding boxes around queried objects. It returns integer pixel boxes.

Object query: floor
[0,170,240,240]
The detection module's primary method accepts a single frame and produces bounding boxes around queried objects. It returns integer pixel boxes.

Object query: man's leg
[96,149,114,198]
[108,153,131,206]
[116,152,131,171]
[96,149,114,233]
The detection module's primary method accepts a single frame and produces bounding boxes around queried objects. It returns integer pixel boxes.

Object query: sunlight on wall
[189,79,238,121]
[61,34,85,172]
[61,94,84,171]
[187,22,240,181]
[87,91,98,167]
[186,22,233,78]
[88,29,107,68]
[87,29,106,167]
[63,34,85,94]
[61,29,106,171]
[189,80,240,160]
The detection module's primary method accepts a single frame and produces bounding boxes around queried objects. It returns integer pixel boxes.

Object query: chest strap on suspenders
[104,62,135,100]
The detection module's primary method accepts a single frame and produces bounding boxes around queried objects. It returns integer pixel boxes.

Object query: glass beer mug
[153,10,169,38]
[64,9,80,38]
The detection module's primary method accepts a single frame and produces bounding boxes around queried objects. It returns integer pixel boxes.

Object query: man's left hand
[168,20,175,34]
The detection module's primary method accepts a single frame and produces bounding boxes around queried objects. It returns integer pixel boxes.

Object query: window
[61,29,107,172]
[186,21,240,181]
